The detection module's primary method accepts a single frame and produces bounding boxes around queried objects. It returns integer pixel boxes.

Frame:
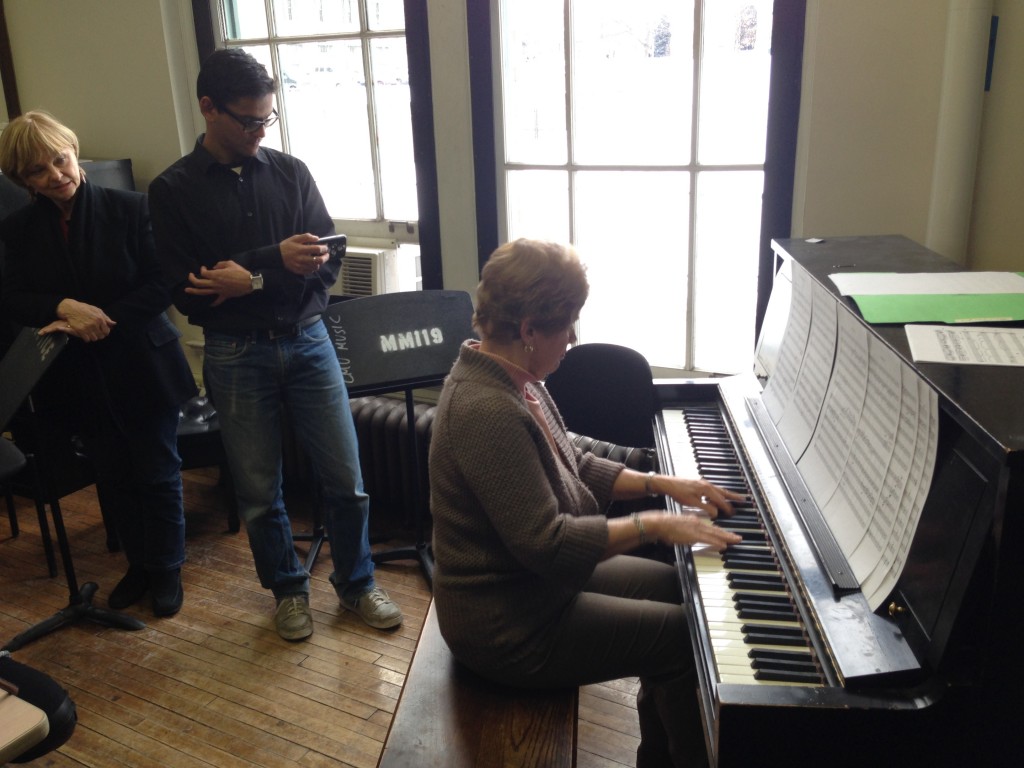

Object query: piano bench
[378,600,578,768]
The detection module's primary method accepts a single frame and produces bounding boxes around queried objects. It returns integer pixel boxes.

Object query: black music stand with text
[321,290,474,588]
[1,327,145,652]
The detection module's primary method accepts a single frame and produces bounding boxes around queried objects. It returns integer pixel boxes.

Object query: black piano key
[721,529,768,544]
[737,593,790,606]
[737,606,800,621]
[748,648,816,663]
[696,462,744,474]
[742,624,807,647]
[727,542,769,552]
[724,558,777,572]
[750,657,819,673]
[734,594,794,610]
[725,547,773,559]
[753,668,823,684]
[735,600,794,618]
[728,573,786,590]
[724,551,773,561]
[719,519,762,530]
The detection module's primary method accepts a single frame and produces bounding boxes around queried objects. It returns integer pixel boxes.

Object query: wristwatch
[250,272,264,292]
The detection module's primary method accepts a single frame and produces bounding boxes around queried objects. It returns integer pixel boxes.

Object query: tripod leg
[2,582,145,653]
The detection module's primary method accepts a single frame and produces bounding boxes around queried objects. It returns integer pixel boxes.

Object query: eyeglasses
[219,105,279,134]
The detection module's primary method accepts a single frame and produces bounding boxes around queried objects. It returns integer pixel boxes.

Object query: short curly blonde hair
[474,239,589,343]
[0,110,80,188]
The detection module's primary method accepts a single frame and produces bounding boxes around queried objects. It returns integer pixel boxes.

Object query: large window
[496,0,775,374]
[211,0,417,245]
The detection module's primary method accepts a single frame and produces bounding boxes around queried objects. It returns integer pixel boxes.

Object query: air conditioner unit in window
[335,246,420,296]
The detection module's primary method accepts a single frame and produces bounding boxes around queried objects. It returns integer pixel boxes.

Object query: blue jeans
[203,320,375,601]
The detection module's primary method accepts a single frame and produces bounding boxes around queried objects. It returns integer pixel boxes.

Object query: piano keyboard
[663,405,826,687]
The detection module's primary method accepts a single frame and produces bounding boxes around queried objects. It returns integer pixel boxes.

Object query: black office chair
[545,343,665,540]
[544,342,657,449]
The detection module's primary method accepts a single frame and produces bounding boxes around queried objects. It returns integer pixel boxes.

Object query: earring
[524,343,535,354]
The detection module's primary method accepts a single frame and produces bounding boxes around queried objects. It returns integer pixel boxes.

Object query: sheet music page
[774,280,838,461]
[863,377,939,609]
[847,353,920,582]
[796,310,870,504]
[821,336,901,555]
[754,259,793,379]
[762,265,813,422]
[905,324,1024,366]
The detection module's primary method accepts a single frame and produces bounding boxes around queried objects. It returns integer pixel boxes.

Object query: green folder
[849,293,1024,324]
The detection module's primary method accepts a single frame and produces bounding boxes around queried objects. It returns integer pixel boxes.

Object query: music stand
[320,290,474,588]
[0,327,145,652]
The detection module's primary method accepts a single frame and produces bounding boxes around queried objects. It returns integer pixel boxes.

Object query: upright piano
[654,236,1023,767]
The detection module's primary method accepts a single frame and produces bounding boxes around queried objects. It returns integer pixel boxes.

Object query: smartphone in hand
[318,234,347,264]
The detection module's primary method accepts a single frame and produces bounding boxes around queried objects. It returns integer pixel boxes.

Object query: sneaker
[340,587,403,630]
[275,595,313,641]
[108,566,149,610]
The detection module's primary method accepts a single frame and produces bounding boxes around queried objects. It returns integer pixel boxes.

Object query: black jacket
[0,180,197,424]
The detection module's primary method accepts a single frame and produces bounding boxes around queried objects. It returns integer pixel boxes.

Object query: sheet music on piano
[757,262,939,610]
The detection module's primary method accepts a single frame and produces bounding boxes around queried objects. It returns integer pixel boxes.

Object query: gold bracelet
[645,471,658,497]
[631,513,648,546]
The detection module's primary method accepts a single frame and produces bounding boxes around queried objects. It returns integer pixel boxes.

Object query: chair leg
[29,487,58,578]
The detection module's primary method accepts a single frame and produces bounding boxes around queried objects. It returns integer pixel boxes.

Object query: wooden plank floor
[1,468,639,767]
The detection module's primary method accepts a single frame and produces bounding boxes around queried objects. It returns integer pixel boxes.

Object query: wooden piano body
[654,236,1024,766]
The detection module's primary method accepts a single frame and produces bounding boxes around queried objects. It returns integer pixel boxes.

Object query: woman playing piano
[429,238,744,768]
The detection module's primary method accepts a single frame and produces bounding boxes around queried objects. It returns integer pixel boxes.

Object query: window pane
[575,171,690,369]
[500,0,567,164]
[368,0,405,31]
[278,41,377,218]
[373,40,417,220]
[505,170,570,244]
[272,0,359,37]
[698,0,773,164]
[692,170,763,373]
[221,0,268,40]
[572,0,693,165]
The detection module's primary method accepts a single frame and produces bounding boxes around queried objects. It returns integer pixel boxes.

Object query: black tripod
[2,395,145,652]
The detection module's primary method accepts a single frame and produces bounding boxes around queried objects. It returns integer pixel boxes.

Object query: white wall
[969,0,1024,271]
[792,0,1019,272]
[795,1,953,258]
[2,0,200,191]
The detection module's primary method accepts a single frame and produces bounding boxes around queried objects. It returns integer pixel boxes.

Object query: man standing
[149,48,402,640]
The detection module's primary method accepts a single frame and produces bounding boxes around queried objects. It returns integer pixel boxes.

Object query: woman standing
[429,238,744,767]
[0,111,197,616]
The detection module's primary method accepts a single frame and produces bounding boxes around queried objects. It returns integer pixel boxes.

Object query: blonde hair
[0,110,81,188]
[474,239,589,343]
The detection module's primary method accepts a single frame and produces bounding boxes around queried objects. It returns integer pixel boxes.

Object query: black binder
[323,290,473,395]
[0,328,67,431]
